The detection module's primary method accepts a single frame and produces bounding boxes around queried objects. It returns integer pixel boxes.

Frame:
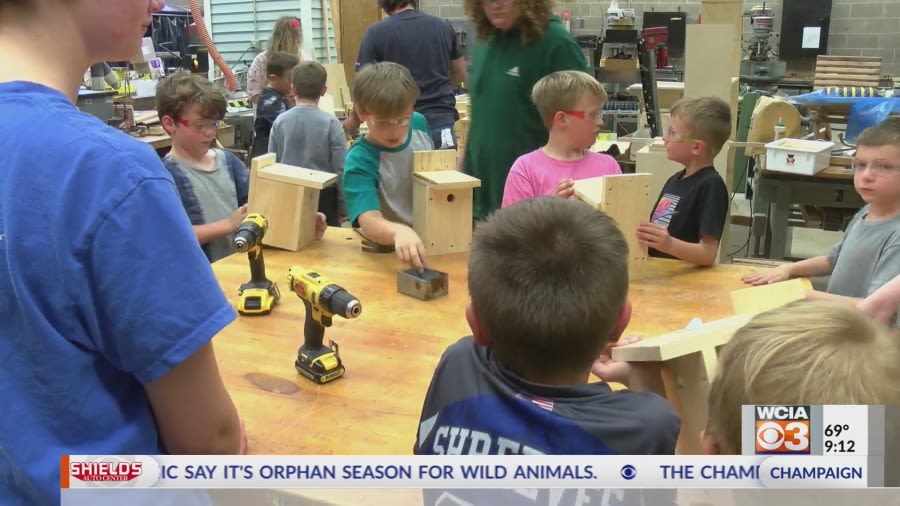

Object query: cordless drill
[233,213,280,315]
[287,266,362,384]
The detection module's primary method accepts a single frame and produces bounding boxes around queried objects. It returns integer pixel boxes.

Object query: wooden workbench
[210,228,756,456]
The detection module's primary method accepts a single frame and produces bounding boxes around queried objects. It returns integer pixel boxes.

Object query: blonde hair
[267,16,302,55]
[856,116,900,147]
[706,299,900,454]
[670,96,731,159]
[531,70,607,129]
[351,62,419,117]
[463,0,552,45]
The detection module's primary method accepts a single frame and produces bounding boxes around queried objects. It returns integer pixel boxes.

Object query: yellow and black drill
[233,213,280,315]
[287,266,362,384]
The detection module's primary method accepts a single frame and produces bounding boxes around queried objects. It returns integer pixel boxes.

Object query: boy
[156,71,251,263]
[415,198,679,503]
[343,62,434,271]
[700,299,900,502]
[0,1,244,504]
[502,70,621,208]
[269,60,346,226]
[743,118,900,320]
[251,51,299,158]
[637,97,731,266]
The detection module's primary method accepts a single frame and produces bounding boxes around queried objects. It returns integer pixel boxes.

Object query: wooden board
[814,55,881,90]
[413,150,457,173]
[414,170,480,189]
[323,63,351,114]
[338,0,382,83]
[258,164,338,190]
[699,0,742,75]
[730,278,812,315]
[612,314,751,363]
[573,174,653,279]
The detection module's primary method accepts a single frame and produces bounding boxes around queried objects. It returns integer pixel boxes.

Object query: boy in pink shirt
[502,70,621,207]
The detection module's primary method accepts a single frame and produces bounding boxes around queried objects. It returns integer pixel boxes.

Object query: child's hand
[636,222,672,253]
[314,212,327,240]
[229,204,249,231]
[741,264,792,286]
[555,178,575,199]
[393,225,428,273]
[592,335,641,384]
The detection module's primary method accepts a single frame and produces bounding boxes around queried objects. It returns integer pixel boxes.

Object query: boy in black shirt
[251,51,299,158]
[637,97,731,266]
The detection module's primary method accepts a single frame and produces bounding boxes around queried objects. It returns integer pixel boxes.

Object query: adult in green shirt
[462,0,588,220]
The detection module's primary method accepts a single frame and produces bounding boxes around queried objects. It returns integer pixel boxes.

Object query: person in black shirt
[251,51,299,158]
[638,97,731,266]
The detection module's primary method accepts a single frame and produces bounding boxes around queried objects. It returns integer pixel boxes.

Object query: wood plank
[730,278,812,315]
[323,63,351,114]
[413,170,480,189]
[258,164,338,189]
[817,56,882,63]
[413,150,457,173]
[611,314,751,362]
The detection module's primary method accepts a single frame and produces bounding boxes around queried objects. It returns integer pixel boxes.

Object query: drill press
[233,213,281,315]
[287,267,362,384]
[740,3,786,79]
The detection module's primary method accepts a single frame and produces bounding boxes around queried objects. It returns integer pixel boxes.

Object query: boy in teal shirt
[343,62,434,271]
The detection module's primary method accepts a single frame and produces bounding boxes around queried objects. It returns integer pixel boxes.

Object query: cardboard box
[764,138,834,176]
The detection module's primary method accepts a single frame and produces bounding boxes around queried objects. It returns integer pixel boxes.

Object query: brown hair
[856,116,900,147]
[468,197,629,381]
[671,96,732,159]
[155,71,227,121]
[464,0,553,45]
[266,51,300,79]
[267,16,302,55]
[532,70,607,129]
[351,62,419,117]
[293,60,327,100]
[706,299,900,455]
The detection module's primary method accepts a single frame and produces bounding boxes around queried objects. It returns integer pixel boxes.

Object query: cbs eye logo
[754,405,811,454]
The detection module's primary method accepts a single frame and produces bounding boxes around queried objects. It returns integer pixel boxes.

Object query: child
[156,71,251,263]
[343,62,434,271]
[251,51,299,158]
[415,198,679,504]
[701,299,900,500]
[0,1,244,503]
[742,118,900,311]
[637,96,731,266]
[502,70,621,207]
[269,60,346,226]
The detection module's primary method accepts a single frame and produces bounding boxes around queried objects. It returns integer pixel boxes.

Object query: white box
[764,138,834,176]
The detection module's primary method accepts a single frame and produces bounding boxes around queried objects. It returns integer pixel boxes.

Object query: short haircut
[155,71,227,121]
[706,299,900,455]
[671,96,732,159]
[266,51,299,78]
[292,60,327,100]
[378,0,416,12]
[856,116,900,148]
[468,197,630,381]
[532,70,608,129]
[351,62,419,118]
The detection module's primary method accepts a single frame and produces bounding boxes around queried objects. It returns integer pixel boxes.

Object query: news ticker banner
[61,454,884,490]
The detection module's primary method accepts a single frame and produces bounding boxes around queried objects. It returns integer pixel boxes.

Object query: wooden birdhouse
[248,153,337,252]
[573,173,653,279]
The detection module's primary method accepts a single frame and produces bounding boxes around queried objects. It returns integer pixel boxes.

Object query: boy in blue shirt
[343,62,434,271]
[0,1,244,504]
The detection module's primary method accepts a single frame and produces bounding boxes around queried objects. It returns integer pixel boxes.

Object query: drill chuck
[320,283,362,319]
[233,214,268,252]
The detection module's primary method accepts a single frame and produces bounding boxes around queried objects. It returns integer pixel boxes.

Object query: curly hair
[463,0,553,45]
[155,71,227,122]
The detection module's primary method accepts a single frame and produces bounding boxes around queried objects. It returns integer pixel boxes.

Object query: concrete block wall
[419,0,900,75]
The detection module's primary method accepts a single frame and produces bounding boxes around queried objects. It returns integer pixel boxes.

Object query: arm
[358,211,427,272]
[807,290,863,305]
[449,58,467,89]
[741,256,834,285]
[194,205,248,245]
[145,342,242,454]
[592,336,666,397]
[246,54,266,105]
[637,231,720,267]
[859,275,900,324]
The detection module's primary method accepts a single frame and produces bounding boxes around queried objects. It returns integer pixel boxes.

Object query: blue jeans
[430,123,457,150]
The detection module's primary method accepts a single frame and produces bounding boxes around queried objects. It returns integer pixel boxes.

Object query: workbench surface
[210,228,755,455]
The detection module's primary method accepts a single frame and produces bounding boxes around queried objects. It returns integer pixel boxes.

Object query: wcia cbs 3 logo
[755,405,811,454]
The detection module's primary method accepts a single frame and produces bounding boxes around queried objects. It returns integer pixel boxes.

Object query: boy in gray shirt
[269,60,346,225]
[742,118,900,323]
